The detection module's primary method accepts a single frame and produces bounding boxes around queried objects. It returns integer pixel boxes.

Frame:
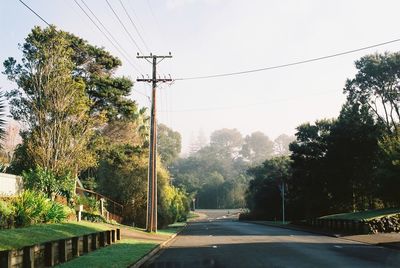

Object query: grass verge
[57,239,158,268]
[157,222,186,236]
[319,208,400,221]
[187,212,199,219]
[57,221,185,268]
[0,221,111,250]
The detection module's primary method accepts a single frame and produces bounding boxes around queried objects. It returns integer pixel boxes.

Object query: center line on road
[334,245,343,249]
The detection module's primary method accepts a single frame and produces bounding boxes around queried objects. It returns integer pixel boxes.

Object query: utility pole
[137,53,172,233]
[279,180,285,224]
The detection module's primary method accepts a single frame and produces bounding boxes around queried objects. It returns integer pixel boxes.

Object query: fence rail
[75,187,123,223]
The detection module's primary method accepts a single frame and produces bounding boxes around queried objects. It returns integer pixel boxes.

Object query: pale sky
[1,0,400,154]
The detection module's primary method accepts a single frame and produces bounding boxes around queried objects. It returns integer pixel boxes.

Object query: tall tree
[4,26,95,176]
[246,156,291,220]
[274,134,295,156]
[344,52,400,135]
[325,102,382,211]
[157,124,182,166]
[289,119,334,218]
[4,25,144,175]
[241,131,274,164]
[210,128,243,158]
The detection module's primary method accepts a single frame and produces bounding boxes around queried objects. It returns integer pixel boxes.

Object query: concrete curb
[244,220,400,251]
[129,224,188,268]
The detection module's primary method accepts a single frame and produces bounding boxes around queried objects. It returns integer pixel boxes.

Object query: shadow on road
[144,241,400,268]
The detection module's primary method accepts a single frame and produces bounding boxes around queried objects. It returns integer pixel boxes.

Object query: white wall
[0,172,23,196]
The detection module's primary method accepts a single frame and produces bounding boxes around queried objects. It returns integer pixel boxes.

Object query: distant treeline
[171,129,294,209]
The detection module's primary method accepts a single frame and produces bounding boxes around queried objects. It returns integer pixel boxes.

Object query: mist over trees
[245,52,400,221]
[171,128,294,209]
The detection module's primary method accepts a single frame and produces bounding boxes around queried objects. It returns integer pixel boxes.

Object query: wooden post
[111,230,116,243]
[23,246,34,268]
[91,233,98,250]
[59,239,68,263]
[99,232,106,247]
[76,205,83,222]
[0,250,11,268]
[116,228,121,240]
[100,198,104,217]
[83,235,90,253]
[45,242,56,267]
[72,237,80,257]
[106,230,112,245]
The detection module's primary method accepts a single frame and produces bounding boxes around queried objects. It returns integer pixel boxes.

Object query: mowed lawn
[319,208,400,221]
[57,239,158,268]
[0,221,112,250]
[1,220,186,267]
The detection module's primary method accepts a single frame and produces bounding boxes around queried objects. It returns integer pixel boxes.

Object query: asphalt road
[145,209,400,268]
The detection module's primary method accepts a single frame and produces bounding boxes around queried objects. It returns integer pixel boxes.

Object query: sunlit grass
[0,221,111,250]
[57,239,158,268]
[320,208,400,221]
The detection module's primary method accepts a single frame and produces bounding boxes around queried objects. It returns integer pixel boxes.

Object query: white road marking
[334,245,343,249]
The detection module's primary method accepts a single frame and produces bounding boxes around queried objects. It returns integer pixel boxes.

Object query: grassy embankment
[0,221,111,251]
[58,239,158,268]
[319,208,400,221]
[0,216,190,267]
[58,222,185,268]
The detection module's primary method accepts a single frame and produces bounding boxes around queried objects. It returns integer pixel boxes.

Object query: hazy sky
[1,0,400,154]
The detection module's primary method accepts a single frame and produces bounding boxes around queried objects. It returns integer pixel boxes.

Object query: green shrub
[13,190,50,227]
[44,202,67,223]
[22,166,75,199]
[158,185,190,228]
[0,199,14,228]
[12,190,69,227]
[81,211,106,223]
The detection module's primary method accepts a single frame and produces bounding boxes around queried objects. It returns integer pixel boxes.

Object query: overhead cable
[118,0,151,53]
[18,0,50,26]
[73,0,142,73]
[80,0,143,72]
[105,0,144,55]
[175,38,400,81]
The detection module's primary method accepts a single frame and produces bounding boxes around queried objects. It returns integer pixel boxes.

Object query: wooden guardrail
[75,187,123,223]
[0,228,121,268]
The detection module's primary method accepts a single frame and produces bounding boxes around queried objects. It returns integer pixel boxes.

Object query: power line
[73,0,142,73]
[80,0,143,72]
[175,38,400,81]
[18,0,50,26]
[105,0,144,55]
[158,89,340,113]
[19,0,88,57]
[118,0,151,53]
[145,0,167,44]
[19,0,143,73]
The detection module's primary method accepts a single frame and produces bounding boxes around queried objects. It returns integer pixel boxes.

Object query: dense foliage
[22,166,75,200]
[2,26,189,228]
[245,52,400,221]
[0,190,70,228]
